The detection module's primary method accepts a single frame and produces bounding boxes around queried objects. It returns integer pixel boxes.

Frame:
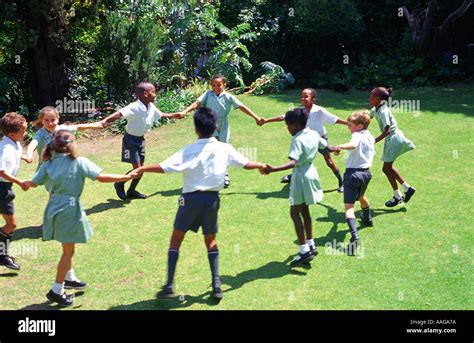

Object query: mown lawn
[2,84,473,310]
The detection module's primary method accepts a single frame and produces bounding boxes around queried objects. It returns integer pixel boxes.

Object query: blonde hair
[348,110,371,129]
[34,106,60,129]
[42,129,78,161]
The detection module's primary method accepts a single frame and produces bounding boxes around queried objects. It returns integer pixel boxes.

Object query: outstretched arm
[262,114,285,125]
[0,171,27,190]
[161,112,185,119]
[336,118,348,125]
[96,171,139,183]
[239,104,261,124]
[76,121,106,131]
[243,161,264,170]
[26,139,39,163]
[134,164,165,174]
[180,100,201,116]
[100,111,123,127]
[262,159,297,174]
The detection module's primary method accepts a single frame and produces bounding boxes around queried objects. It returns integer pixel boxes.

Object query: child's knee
[382,165,391,174]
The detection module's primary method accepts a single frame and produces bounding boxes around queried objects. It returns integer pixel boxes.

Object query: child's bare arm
[239,104,261,123]
[181,100,201,115]
[26,139,39,162]
[335,143,356,150]
[76,121,105,131]
[243,161,264,170]
[0,171,25,189]
[262,114,285,125]
[96,172,138,183]
[375,125,390,143]
[134,164,165,174]
[22,180,37,189]
[161,112,185,119]
[262,159,297,174]
[336,118,348,125]
[100,111,123,126]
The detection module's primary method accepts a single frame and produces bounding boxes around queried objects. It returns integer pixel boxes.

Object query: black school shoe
[290,251,314,267]
[280,174,291,184]
[359,212,374,227]
[46,290,74,307]
[126,190,148,199]
[0,255,20,270]
[114,182,127,200]
[309,244,318,255]
[64,280,87,290]
[211,287,223,300]
[224,175,230,188]
[404,187,416,203]
[156,286,176,299]
[346,238,360,256]
[385,195,404,207]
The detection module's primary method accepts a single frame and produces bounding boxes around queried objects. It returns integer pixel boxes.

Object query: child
[369,87,416,207]
[333,110,375,255]
[26,106,105,166]
[100,82,184,200]
[134,108,264,300]
[261,108,335,266]
[262,88,347,192]
[0,113,29,270]
[178,74,263,188]
[23,130,139,307]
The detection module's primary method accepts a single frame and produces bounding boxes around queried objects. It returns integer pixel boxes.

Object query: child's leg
[290,205,306,245]
[0,214,17,256]
[382,162,403,191]
[300,205,316,251]
[52,243,75,295]
[359,194,373,224]
[204,234,221,289]
[165,229,186,290]
[127,162,144,194]
[323,153,343,188]
[344,203,359,241]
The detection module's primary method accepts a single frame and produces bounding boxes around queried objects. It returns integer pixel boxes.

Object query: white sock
[52,282,64,295]
[394,189,403,199]
[299,244,310,255]
[65,269,78,282]
[402,182,410,193]
[306,239,315,248]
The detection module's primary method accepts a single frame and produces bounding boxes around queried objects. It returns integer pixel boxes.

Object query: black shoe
[359,212,374,227]
[64,279,87,290]
[224,175,230,188]
[114,182,127,200]
[385,196,404,207]
[290,251,314,267]
[404,187,416,203]
[309,244,318,256]
[280,174,291,184]
[337,184,344,193]
[46,290,74,307]
[0,255,20,270]
[156,286,176,299]
[211,287,223,300]
[347,238,360,256]
[126,190,147,199]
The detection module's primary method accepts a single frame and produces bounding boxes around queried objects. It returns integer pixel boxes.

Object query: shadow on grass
[19,291,85,310]
[221,184,289,199]
[0,271,18,277]
[109,291,221,310]
[12,226,42,241]
[85,198,131,215]
[221,256,308,294]
[147,188,182,198]
[314,203,408,247]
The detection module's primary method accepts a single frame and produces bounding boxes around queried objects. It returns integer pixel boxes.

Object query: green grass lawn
[2,84,473,310]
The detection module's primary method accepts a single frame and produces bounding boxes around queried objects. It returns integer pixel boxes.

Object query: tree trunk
[17,0,69,107]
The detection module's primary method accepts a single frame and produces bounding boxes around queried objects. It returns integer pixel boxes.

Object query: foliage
[250,62,295,95]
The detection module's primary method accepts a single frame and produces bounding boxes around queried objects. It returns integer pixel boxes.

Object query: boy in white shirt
[0,112,29,270]
[101,82,184,199]
[134,108,265,300]
[334,110,375,256]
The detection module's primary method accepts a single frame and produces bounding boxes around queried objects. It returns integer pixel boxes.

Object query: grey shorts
[318,134,330,156]
[174,191,220,235]
[122,133,145,164]
[343,169,372,204]
[0,182,15,215]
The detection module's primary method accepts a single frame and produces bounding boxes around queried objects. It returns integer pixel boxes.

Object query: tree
[403,0,474,57]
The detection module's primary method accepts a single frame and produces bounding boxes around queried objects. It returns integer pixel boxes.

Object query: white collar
[196,137,218,144]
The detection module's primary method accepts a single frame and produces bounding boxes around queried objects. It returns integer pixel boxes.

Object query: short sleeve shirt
[289,128,327,168]
[197,90,242,119]
[119,100,162,136]
[346,130,376,169]
[370,103,397,134]
[305,104,339,136]
[0,136,22,182]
